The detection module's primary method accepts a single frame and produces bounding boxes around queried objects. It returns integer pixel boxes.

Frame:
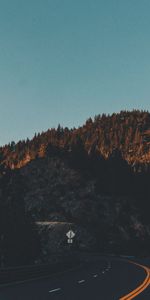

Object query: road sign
[67,238,73,244]
[66,230,75,239]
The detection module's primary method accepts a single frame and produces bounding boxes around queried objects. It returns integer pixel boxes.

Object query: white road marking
[93,274,98,278]
[78,280,85,284]
[102,271,105,274]
[49,288,61,293]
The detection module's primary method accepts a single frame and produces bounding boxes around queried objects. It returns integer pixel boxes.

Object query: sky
[0,0,150,145]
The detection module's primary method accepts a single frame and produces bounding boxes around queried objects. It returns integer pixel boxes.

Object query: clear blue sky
[0,0,150,145]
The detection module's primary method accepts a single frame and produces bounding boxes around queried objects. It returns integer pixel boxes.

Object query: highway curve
[0,256,150,300]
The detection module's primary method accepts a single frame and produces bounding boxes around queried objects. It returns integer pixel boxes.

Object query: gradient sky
[0,0,150,145]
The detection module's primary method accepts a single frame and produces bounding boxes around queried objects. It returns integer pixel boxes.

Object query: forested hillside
[1,110,150,171]
[1,110,150,267]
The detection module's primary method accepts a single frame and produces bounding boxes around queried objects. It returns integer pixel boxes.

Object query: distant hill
[1,110,150,170]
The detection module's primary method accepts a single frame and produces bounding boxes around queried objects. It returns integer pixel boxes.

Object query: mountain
[0,110,150,267]
[1,110,150,171]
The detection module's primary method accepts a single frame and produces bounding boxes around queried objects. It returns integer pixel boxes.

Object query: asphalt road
[0,257,150,300]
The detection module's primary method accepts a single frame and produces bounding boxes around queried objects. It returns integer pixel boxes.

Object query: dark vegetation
[0,170,40,267]
[0,110,150,266]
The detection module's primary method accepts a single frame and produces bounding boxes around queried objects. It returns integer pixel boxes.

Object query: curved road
[0,257,150,300]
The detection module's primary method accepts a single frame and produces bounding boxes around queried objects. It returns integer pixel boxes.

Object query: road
[0,256,150,300]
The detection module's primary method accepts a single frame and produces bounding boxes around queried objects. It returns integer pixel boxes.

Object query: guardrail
[0,254,80,285]
[1,251,147,286]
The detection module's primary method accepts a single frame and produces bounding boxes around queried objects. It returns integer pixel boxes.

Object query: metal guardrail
[1,251,147,286]
[0,254,80,285]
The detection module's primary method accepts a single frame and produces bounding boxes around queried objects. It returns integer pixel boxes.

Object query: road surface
[0,256,150,300]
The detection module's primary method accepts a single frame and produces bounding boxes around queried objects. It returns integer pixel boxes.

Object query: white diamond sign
[66,230,75,239]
